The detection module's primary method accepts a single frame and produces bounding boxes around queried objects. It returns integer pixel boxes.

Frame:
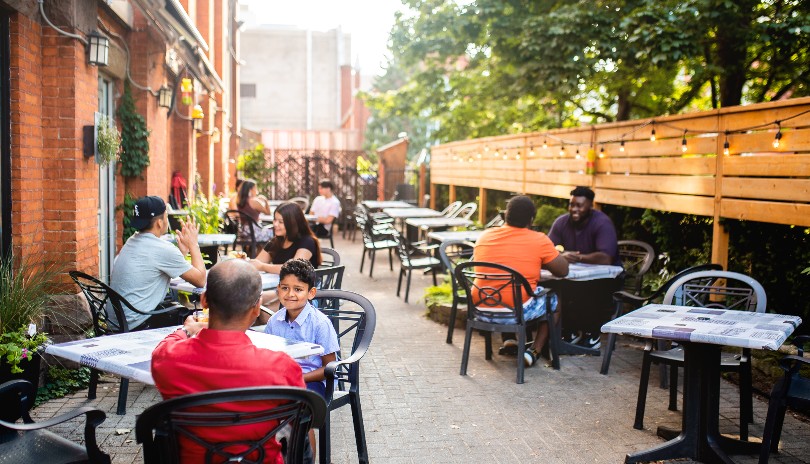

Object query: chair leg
[329,234,334,248]
[600,333,618,375]
[546,311,561,370]
[396,267,404,297]
[740,363,753,441]
[369,249,376,277]
[349,392,369,464]
[431,267,438,286]
[116,378,129,415]
[516,330,526,384]
[658,340,669,389]
[759,392,787,464]
[404,268,412,303]
[359,247,366,273]
[484,331,492,360]
[88,368,99,400]
[319,410,331,464]
[634,350,653,430]
[460,325,474,376]
[446,298,458,344]
[668,364,679,411]
[388,248,394,271]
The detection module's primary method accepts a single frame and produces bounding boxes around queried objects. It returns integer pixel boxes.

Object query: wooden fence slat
[722,178,810,202]
[721,199,810,227]
[595,174,715,196]
[525,171,592,185]
[597,156,716,175]
[596,189,715,216]
[724,153,810,176]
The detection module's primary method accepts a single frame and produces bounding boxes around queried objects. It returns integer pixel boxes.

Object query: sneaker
[564,331,583,345]
[580,333,601,350]
[498,339,518,356]
[523,348,539,367]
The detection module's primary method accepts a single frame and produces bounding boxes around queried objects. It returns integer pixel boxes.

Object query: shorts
[475,289,558,325]
[306,381,326,399]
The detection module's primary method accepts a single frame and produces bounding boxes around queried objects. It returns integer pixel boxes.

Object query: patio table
[160,233,236,248]
[45,326,323,386]
[170,271,280,296]
[383,207,443,235]
[363,200,413,210]
[259,212,316,223]
[427,229,485,243]
[602,304,801,463]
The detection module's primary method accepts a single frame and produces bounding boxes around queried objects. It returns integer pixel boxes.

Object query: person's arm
[176,217,207,287]
[248,196,271,214]
[567,250,612,265]
[543,254,570,277]
[302,352,336,383]
[315,199,340,225]
[573,219,618,265]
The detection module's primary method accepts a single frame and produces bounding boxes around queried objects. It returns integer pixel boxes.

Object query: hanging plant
[95,116,121,166]
[117,81,151,178]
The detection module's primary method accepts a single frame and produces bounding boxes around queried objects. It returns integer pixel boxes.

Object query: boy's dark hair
[505,195,536,228]
[570,186,595,201]
[279,258,317,289]
[319,179,334,190]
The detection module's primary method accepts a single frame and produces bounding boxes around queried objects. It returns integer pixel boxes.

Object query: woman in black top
[250,202,322,315]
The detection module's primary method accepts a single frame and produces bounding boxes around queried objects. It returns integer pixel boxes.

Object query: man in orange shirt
[473,195,569,366]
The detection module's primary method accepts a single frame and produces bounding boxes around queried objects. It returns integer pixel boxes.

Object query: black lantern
[87,31,109,67]
[157,86,173,109]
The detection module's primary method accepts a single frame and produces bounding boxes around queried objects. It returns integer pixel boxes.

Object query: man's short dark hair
[505,195,536,228]
[205,260,262,322]
[570,186,595,201]
[280,258,317,289]
[319,179,334,190]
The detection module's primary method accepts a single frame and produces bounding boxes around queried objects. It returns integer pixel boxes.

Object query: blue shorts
[306,381,326,399]
[475,289,557,325]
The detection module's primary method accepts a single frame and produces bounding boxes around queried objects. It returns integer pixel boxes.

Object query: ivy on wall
[117,81,150,178]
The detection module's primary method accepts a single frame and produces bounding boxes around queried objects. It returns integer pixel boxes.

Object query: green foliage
[188,195,222,234]
[117,192,138,243]
[237,144,273,195]
[356,156,376,177]
[95,116,121,166]
[0,326,48,374]
[423,279,453,306]
[534,204,567,232]
[0,256,60,337]
[35,366,91,406]
[117,81,151,178]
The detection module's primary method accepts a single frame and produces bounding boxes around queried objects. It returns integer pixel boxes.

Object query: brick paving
[33,233,810,463]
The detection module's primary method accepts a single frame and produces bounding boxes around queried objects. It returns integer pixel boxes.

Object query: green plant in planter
[423,279,453,307]
[188,195,222,234]
[0,256,61,374]
[95,115,121,166]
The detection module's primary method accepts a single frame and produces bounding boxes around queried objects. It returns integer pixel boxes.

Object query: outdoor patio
[34,233,810,463]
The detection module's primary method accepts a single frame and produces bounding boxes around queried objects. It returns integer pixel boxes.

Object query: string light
[598,146,605,159]
[529,144,535,157]
[494,148,500,158]
[773,122,782,149]
[476,152,482,159]
[559,145,565,157]
[650,122,656,141]
[575,148,581,159]
[543,139,548,149]
[681,130,688,153]
[619,140,625,152]
[516,150,521,160]
[723,132,730,156]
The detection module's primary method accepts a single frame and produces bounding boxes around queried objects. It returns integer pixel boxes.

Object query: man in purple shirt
[548,186,622,348]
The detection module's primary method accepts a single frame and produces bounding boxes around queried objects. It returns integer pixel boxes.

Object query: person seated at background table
[264,258,339,457]
[548,186,621,348]
[236,178,274,242]
[151,259,306,464]
[473,195,569,367]
[110,196,206,330]
[227,177,243,209]
[250,202,323,316]
[309,179,341,238]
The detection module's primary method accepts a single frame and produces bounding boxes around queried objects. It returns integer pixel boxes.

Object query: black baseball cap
[131,196,166,230]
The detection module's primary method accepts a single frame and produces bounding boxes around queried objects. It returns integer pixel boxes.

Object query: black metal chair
[0,379,110,464]
[69,271,186,415]
[633,270,767,441]
[393,230,441,303]
[617,240,655,296]
[438,239,475,344]
[600,263,723,375]
[759,335,810,463]
[439,200,462,217]
[289,196,310,213]
[357,209,398,278]
[224,209,269,258]
[455,261,560,384]
[315,265,345,292]
[311,290,376,464]
[135,386,325,464]
[320,247,341,268]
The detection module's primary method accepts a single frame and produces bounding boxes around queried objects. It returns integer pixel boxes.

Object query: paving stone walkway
[34,233,810,463]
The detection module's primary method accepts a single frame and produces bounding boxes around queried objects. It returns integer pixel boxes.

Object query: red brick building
[1,0,241,282]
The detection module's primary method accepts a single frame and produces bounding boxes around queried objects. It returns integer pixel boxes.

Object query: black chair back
[663,270,766,312]
[617,240,655,295]
[135,387,325,464]
[320,247,341,267]
[224,209,263,258]
[69,271,130,335]
[454,261,534,325]
[438,240,475,344]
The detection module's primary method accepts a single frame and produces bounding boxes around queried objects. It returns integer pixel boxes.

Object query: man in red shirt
[152,258,305,464]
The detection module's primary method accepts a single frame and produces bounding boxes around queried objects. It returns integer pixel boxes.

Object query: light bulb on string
[681,130,688,153]
[494,148,500,158]
[543,139,548,149]
[529,144,535,157]
[723,133,730,156]
[516,150,521,160]
[619,140,625,152]
[650,123,656,142]
[773,122,782,149]
[575,148,581,159]
[559,145,565,157]
[598,146,604,159]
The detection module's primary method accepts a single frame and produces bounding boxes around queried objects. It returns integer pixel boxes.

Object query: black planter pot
[0,351,42,422]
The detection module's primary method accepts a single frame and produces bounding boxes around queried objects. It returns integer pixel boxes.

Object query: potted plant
[0,256,60,389]
[187,195,224,268]
[423,278,466,328]
[96,115,121,166]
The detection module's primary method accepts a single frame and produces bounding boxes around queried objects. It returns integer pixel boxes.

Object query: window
[240,83,256,98]
[0,12,10,259]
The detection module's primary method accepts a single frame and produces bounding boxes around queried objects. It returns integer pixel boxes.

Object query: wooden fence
[430,97,810,267]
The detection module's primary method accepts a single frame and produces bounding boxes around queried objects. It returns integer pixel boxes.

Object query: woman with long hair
[250,202,322,316]
[236,179,273,242]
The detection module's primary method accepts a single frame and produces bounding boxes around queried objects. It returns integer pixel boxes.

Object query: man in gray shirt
[110,196,207,330]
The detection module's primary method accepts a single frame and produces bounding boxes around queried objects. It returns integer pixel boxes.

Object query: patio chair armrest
[323,348,370,381]
[793,335,810,356]
[129,303,186,317]
[612,290,648,307]
[0,406,105,432]
[778,354,810,376]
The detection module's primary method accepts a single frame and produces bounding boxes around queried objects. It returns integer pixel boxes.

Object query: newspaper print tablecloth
[427,229,485,243]
[45,326,323,385]
[540,263,624,281]
[601,304,802,350]
[170,272,280,295]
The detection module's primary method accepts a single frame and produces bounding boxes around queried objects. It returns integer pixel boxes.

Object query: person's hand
[248,258,264,271]
[179,216,200,248]
[562,251,581,263]
[183,316,207,336]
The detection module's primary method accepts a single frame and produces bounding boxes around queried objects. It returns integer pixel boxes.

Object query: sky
[240,0,405,77]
